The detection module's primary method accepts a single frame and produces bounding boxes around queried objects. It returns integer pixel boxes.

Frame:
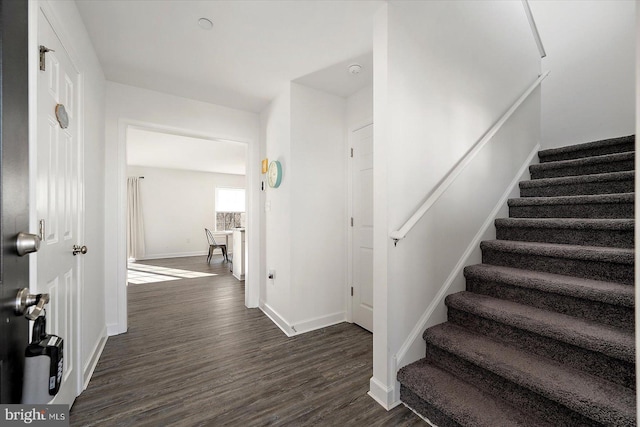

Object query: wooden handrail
[390,71,550,245]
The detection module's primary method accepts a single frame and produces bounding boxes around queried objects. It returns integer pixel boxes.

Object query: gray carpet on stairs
[398,135,636,426]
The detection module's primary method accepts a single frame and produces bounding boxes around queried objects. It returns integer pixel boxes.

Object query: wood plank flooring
[70,256,423,426]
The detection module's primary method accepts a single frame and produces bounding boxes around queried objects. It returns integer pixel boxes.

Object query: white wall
[260,83,347,335]
[29,0,108,389]
[347,85,373,130]
[290,83,346,329]
[371,1,541,408]
[105,82,260,335]
[260,87,293,328]
[529,0,636,149]
[126,166,245,260]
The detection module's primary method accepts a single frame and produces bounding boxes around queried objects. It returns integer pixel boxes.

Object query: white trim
[106,322,121,337]
[521,0,547,58]
[390,72,549,243]
[114,118,258,335]
[259,301,345,337]
[402,402,439,426]
[135,251,208,260]
[346,119,374,325]
[395,143,540,370]
[82,328,108,390]
[259,301,294,337]
[368,376,401,410]
[290,312,346,335]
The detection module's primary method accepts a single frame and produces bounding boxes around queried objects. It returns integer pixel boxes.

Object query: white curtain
[127,177,145,260]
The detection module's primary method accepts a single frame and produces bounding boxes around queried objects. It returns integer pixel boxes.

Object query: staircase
[398,135,636,426]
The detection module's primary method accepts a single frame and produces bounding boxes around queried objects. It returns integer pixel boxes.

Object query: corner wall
[371,0,541,408]
[529,0,636,149]
[260,83,348,335]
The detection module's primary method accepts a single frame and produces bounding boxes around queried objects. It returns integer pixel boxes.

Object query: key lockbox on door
[22,314,63,404]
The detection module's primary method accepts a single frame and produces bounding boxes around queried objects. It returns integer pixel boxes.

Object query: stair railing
[522,0,546,58]
[389,70,550,246]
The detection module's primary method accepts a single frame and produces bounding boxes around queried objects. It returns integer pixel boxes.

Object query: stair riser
[530,159,633,179]
[509,203,634,219]
[465,278,634,331]
[539,143,634,163]
[447,308,635,389]
[519,180,633,197]
[424,345,601,426]
[495,226,634,248]
[482,249,633,285]
[400,386,461,427]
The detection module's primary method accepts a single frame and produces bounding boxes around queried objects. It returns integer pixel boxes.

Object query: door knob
[72,245,87,256]
[15,232,41,256]
[15,288,49,320]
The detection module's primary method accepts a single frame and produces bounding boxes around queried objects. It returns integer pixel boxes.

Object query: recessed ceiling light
[198,18,213,30]
[348,64,362,75]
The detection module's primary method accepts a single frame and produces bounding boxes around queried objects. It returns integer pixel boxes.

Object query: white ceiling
[127,127,247,175]
[76,0,381,113]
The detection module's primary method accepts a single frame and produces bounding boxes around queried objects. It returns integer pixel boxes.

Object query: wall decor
[267,160,282,188]
[261,158,269,174]
[55,104,69,129]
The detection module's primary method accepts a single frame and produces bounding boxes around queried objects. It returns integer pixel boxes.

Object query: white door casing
[35,9,82,406]
[351,124,374,332]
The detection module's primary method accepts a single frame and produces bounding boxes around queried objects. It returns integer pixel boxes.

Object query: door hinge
[350,217,354,227]
[350,148,354,158]
[39,45,55,71]
[351,287,354,296]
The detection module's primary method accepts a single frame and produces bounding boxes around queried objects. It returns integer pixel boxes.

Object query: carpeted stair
[398,135,636,426]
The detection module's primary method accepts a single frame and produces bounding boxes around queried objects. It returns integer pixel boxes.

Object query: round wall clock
[267,160,282,188]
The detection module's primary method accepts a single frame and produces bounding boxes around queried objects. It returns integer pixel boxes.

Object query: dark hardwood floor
[70,256,423,426]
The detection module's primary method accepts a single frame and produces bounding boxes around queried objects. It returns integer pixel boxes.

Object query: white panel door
[36,9,82,406]
[351,124,373,332]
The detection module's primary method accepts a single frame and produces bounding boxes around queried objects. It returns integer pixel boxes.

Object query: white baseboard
[136,251,208,261]
[82,328,108,390]
[259,302,346,337]
[106,322,126,336]
[259,301,294,337]
[368,376,401,410]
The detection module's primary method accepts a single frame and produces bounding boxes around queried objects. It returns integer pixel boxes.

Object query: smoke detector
[348,64,362,75]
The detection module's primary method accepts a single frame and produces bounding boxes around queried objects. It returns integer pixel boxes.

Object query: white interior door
[36,9,82,406]
[351,124,373,332]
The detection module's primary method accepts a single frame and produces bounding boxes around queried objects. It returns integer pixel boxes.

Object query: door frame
[113,119,256,335]
[346,118,373,325]
[28,0,86,397]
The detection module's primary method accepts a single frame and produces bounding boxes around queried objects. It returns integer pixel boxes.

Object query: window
[215,187,245,231]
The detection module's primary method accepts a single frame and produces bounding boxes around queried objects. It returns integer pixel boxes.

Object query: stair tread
[424,323,636,425]
[480,240,634,264]
[538,135,635,161]
[531,151,634,173]
[495,217,635,231]
[445,291,634,362]
[519,170,634,188]
[398,360,553,427]
[464,264,634,307]
[508,192,634,207]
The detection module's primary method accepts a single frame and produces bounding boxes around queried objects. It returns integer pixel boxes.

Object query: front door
[0,0,31,404]
[36,8,82,406]
[351,124,374,332]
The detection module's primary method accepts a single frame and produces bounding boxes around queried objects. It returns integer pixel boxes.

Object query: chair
[205,228,228,263]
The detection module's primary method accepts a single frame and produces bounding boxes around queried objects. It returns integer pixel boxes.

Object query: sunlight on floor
[127,262,216,284]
